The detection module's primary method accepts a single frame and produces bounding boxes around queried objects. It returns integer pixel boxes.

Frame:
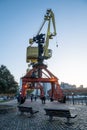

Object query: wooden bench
[44,108,77,123]
[18,105,39,116]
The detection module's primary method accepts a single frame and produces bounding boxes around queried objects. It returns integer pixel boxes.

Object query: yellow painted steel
[26,9,56,63]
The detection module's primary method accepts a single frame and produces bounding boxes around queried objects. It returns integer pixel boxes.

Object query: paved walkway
[0,99,87,130]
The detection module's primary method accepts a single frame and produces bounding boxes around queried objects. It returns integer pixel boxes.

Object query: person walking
[31,94,33,102]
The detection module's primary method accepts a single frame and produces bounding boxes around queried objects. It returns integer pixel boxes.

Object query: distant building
[60,82,76,89]
[79,85,83,89]
[32,83,51,96]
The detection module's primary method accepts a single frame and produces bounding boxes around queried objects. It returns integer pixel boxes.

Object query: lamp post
[72,92,74,105]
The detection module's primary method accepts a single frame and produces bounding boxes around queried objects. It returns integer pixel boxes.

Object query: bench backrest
[44,109,71,117]
[18,106,32,113]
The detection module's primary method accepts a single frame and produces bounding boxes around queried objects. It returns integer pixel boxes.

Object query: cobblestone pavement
[0,99,87,130]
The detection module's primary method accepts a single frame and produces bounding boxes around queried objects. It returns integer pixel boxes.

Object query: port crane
[18,9,65,104]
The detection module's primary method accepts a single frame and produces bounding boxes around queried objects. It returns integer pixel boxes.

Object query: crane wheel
[17,95,26,104]
[58,96,66,103]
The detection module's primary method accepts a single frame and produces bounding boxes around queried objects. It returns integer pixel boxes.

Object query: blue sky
[0,0,87,87]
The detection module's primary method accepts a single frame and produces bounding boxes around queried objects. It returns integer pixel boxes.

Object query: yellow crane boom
[26,9,56,63]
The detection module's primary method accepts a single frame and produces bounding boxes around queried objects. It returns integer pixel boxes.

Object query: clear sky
[0,0,87,87]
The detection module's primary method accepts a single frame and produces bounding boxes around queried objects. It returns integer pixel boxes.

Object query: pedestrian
[31,94,33,102]
[34,96,37,101]
[41,96,46,104]
[43,96,46,104]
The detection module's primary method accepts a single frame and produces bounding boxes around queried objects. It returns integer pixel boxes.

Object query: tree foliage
[0,65,18,94]
[27,89,34,95]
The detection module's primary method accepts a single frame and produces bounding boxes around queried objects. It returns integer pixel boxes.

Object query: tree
[27,89,34,96]
[0,65,18,94]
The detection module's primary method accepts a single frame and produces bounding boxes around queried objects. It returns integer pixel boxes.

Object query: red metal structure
[20,64,64,103]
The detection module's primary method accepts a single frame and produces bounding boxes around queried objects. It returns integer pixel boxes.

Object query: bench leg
[66,118,70,124]
[49,116,53,121]
[66,118,75,125]
[20,111,24,115]
[67,118,70,123]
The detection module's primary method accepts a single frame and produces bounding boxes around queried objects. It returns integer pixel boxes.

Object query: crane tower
[18,9,64,104]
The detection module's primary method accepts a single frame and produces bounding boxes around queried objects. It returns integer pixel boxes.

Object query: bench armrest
[70,114,77,118]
